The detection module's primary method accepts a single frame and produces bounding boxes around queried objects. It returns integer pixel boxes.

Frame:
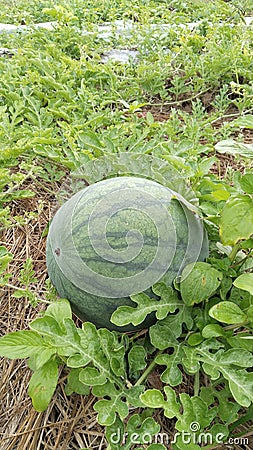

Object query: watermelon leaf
[185,340,253,407]
[65,368,90,396]
[111,283,181,327]
[105,414,161,449]
[98,328,127,378]
[155,344,185,386]
[149,305,193,350]
[92,381,130,426]
[128,345,147,379]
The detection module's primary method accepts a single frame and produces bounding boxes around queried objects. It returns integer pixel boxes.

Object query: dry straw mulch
[0,179,107,450]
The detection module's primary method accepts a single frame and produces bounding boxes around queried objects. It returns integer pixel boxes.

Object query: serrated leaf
[28,359,58,412]
[149,306,193,350]
[111,284,180,327]
[80,367,107,386]
[93,382,129,426]
[155,345,184,386]
[233,273,253,295]
[0,330,48,359]
[98,328,126,377]
[180,262,222,306]
[220,195,253,245]
[209,301,247,324]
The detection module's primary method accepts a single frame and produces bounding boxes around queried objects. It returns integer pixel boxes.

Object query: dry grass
[0,179,107,450]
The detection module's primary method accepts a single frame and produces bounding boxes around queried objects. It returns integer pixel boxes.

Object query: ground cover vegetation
[0,0,253,448]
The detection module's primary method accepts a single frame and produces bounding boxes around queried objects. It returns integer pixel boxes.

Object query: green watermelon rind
[46,176,208,332]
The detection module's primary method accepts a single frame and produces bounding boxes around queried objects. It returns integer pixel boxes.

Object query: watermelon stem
[134,350,163,387]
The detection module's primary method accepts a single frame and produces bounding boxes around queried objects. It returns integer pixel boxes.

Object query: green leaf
[220,195,253,245]
[233,273,253,295]
[31,316,80,356]
[140,389,165,409]
[155,344,184,386]
[28,359,59,412]
[201,324,226,338]
[125,414,160,445]
[176,393,215,431]
[98,328,126,378]
[44,299,72,325]
[239,173,253,194]
[105,416,124,449]
[215,140,253,158]
[140,387,180,418]
[65,368,90,396]
[188,340,253,406]
[0,246,13,274]
[209,301,247,324]
[149,306,193,350]
[217,348,253,367]
[187,333,204,346]
[180,262,222,306]
[111,283,181,327]
[128,345,147,378]
[28,348,56,370]
[80,367,107,386]
[232,115,253,129]
[93,382,129,426]
[223,368,253,407]
[0,330,48,359]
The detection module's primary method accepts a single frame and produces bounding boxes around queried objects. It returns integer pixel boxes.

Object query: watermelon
[46,176,208,331]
